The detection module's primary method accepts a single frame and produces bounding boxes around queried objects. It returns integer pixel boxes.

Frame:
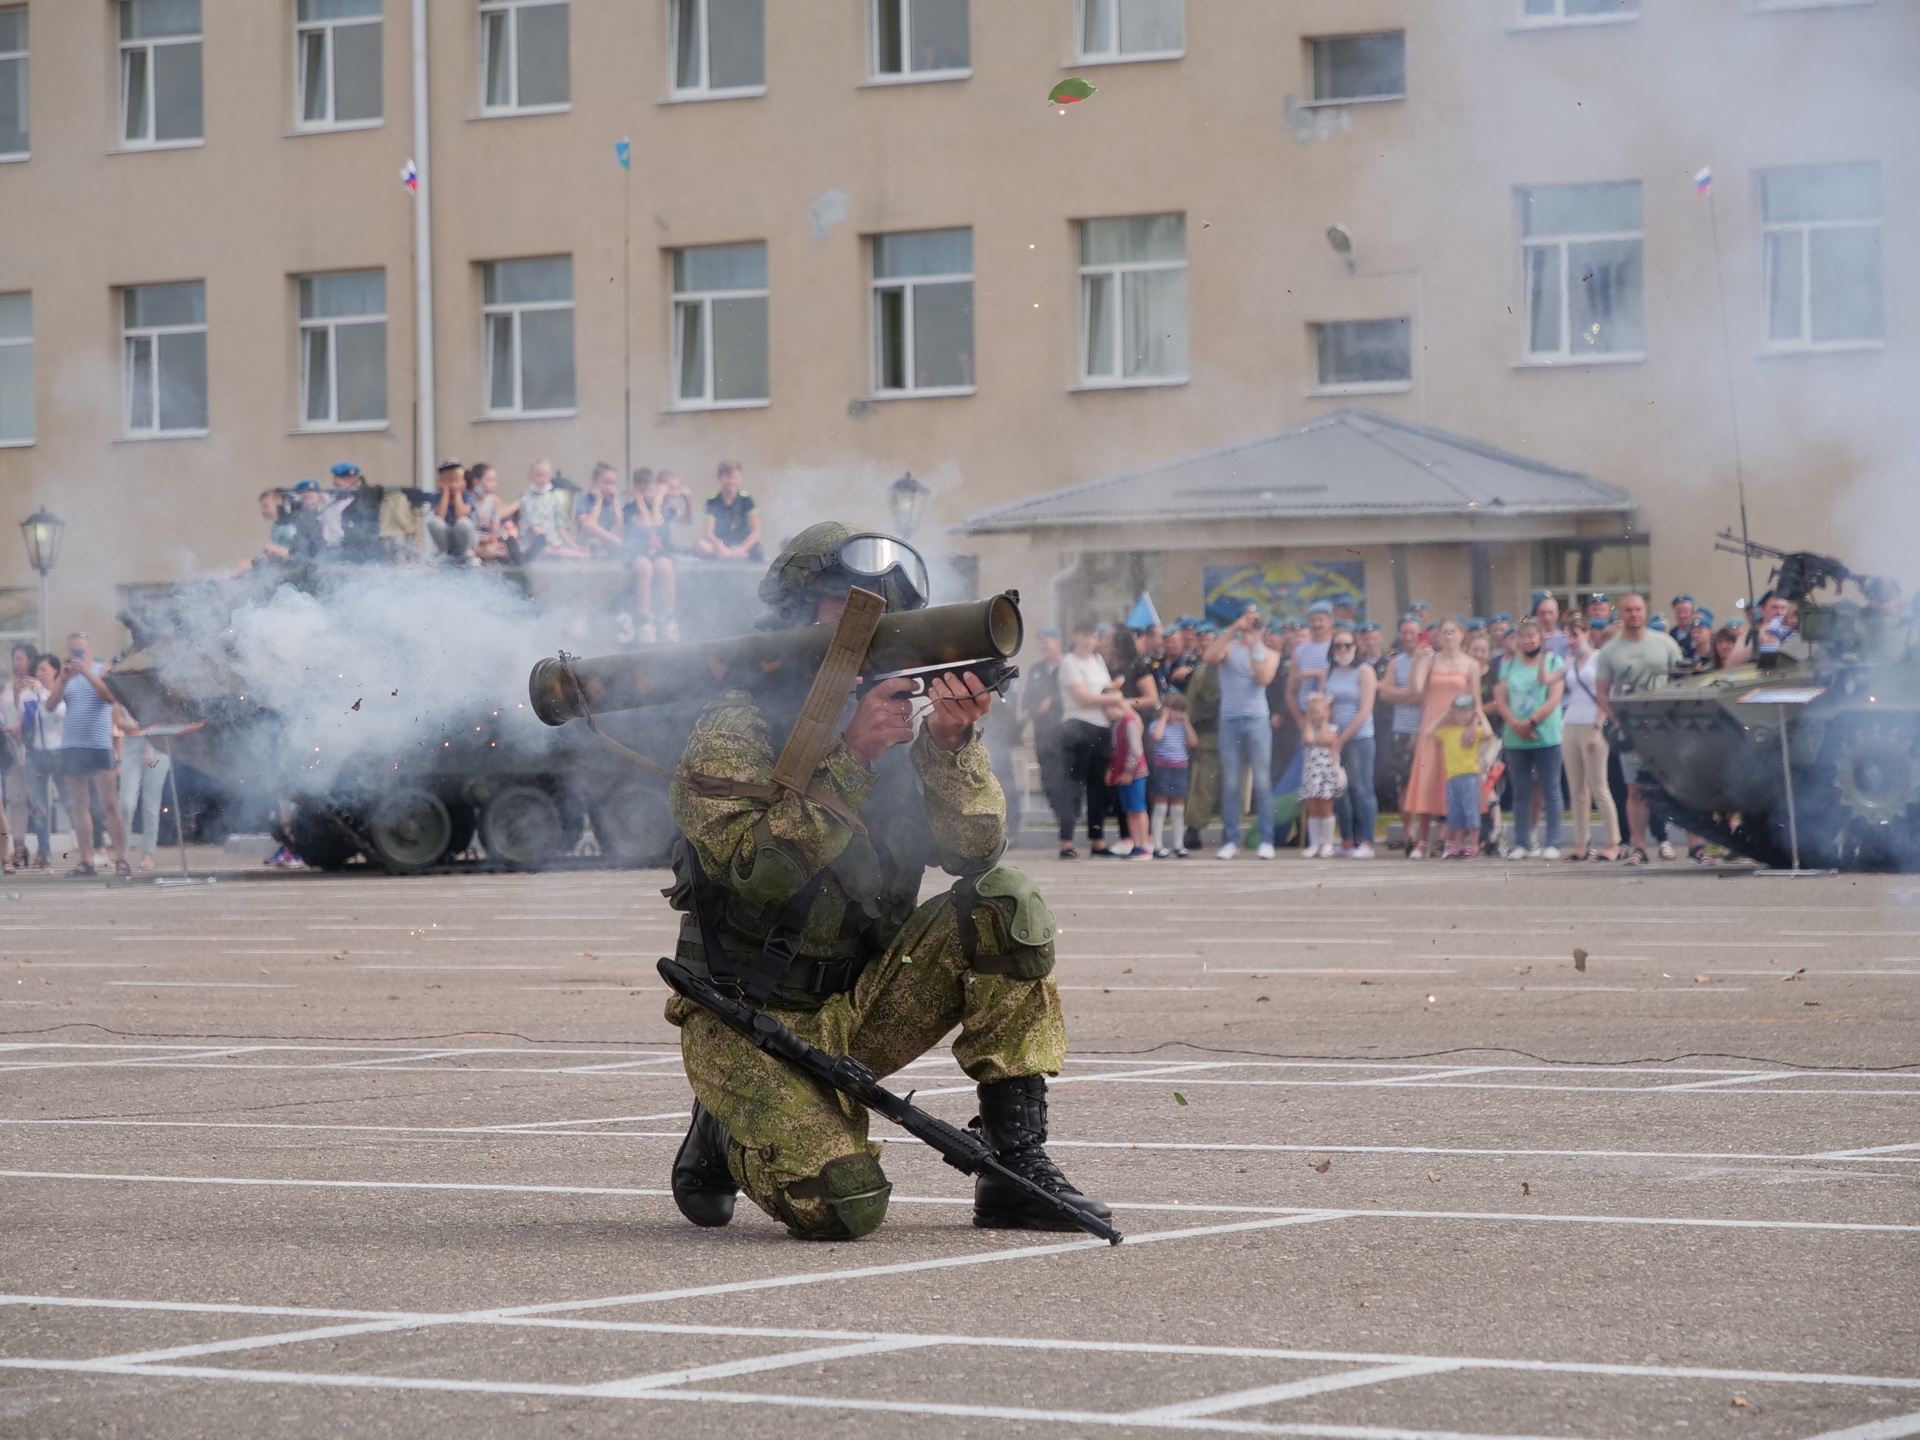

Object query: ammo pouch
[952,865,1056,979]
[665,836,863,1006]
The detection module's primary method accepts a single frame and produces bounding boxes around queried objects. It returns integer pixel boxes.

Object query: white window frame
[1073,0,1184,64]
[1304,32,1407,106]
[1760,170,1882,354]
[1515,0,1639,28]
[481,259,575,418]
[478,0,570,116]
[122,283,208,439]
[119,1,203,150]
[298,272,388,431]
[871,233,974,399]
[867,0,970,84]
[1307,318,1413,397]
[668,0,766,101]
[295,1,383,133]
[0,292,31,446]
[670,247,769,411]
[1519,187,1645,365]
[0,7,27,162]
[1077,223,1188,388]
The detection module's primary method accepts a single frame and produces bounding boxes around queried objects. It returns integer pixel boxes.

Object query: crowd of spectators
[1014,584,1794,865]
[0,632,176,877]
[243,457,767,646]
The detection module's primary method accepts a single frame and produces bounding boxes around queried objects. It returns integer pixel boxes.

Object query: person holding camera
[1200,605,1281,859]
[44,632,128,877]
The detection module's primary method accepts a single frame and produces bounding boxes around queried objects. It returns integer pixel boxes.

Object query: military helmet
[756,520,932,629]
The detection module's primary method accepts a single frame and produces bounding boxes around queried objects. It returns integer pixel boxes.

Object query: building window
[1079,214,1187,385]
[670,0,764,98]
[1761,162,1881,349]
[123,282,208,436]
[480,0,569,112]
[1309,32,1405,103]
[1521,181,1643,360]
[1520,0,1638,24]
[1076,0,1182,61]
[299,271,387,428]
[483,257,574,415]
[0,293,31,444]
[870,0,968,79]
[671,243,768,408]
[872,228,973,395]
[120,0,203,148]
[0,8,26,160]
[1312,318,1411,391]
[297,0,382,130]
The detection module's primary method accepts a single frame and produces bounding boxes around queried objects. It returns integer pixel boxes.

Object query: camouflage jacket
[666,688,1006,999]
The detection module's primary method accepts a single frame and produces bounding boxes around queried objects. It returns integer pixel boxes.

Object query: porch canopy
[960,408,1632,550]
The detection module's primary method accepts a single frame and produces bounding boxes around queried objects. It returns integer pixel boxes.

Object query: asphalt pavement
[1,852,1916,1439]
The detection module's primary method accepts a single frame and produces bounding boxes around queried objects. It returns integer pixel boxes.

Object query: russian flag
[401,159,420,194]
[1694,165,1712,197]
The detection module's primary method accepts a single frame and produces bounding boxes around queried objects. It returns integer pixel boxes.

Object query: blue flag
[1124,591,1161,632]
[615,138,631,171]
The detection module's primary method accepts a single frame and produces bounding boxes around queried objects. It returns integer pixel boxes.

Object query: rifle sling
[769,586,886,799]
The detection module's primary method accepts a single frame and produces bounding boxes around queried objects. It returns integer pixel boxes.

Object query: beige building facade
[0,0,1911,637]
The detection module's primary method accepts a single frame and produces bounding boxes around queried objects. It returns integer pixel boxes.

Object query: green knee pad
[957,866,1056,979]
[780,1151,892,1241]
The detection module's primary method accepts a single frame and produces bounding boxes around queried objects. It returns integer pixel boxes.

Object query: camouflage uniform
[664,687,1066,1239]
[1184,661,1222,835]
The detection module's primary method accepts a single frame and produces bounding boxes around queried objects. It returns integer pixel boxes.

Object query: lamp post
[888,472,930,541]
[20,507,63,655]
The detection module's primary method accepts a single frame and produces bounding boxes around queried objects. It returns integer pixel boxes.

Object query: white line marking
[589,1336,942,1396]
[1806,1143,1920,1160]
[1804,1413,1920,1440]
[102,982,294,989]
[1653,1072,1795,1092]
[1127,1361,1467,1421]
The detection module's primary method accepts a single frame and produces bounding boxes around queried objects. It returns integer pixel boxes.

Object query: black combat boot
[671,1101,738,1228]
[971,1076,1113,1231]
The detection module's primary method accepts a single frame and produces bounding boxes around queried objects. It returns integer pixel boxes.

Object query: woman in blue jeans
[1323,631,1379,858]
[1493,618,1567,857]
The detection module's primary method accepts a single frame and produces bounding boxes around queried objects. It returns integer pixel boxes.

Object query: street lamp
[1324,223,1427,421]
[19,507,63,655]
[888,472,930,540]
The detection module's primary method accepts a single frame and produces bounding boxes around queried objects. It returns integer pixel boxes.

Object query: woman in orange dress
[1403,617,1485,859]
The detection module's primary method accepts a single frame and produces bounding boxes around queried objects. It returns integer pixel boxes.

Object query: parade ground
[2,857,1916,1440]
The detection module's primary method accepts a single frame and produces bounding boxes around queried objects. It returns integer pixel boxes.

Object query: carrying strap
[769,586,885,798]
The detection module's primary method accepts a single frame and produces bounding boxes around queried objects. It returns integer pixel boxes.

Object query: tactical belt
[680,835,835,1005]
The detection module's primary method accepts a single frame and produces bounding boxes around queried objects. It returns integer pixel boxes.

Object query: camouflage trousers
[1185,738,1221,832]
[665,892,1066,1238]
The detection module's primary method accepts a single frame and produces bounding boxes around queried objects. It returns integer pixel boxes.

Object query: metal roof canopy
[961,409,1633,544]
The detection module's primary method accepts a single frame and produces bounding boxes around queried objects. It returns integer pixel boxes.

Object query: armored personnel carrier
[105,558,760,873]
[1612,539,1919,871]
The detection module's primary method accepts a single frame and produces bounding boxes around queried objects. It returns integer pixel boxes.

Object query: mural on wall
[1203,561,1366,626]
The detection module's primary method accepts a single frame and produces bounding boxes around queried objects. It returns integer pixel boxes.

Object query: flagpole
[1702,169,1757,614]
[621,138,633,491]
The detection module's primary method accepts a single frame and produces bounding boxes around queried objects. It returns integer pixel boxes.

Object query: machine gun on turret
[1713,531,1865,606]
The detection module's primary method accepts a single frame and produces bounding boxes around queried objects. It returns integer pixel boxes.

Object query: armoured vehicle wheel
[479,787,565,869]
[286,806,357,871]
[589,781,674,867]
[369,789,454,874]
[1830,720,1920,825]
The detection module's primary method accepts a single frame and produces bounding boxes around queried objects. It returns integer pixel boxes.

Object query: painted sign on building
[1203,561,1366,627]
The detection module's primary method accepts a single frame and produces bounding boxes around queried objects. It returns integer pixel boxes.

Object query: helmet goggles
[828,533,931,611]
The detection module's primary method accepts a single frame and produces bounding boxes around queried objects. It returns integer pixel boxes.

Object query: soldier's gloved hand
[926,671,992,752]
[843,676,918,769]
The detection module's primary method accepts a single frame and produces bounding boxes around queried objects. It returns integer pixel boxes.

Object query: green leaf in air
[1173,1091,1188,1107]
[1049,77,1096,105]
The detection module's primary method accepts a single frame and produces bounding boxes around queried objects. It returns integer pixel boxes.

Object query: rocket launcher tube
[528,591,1023,727]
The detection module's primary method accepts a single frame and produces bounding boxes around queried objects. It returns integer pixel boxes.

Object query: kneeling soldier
[663,522,1111,1241]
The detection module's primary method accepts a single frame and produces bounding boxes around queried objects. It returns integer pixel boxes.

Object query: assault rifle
[657,957,1124,1246]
